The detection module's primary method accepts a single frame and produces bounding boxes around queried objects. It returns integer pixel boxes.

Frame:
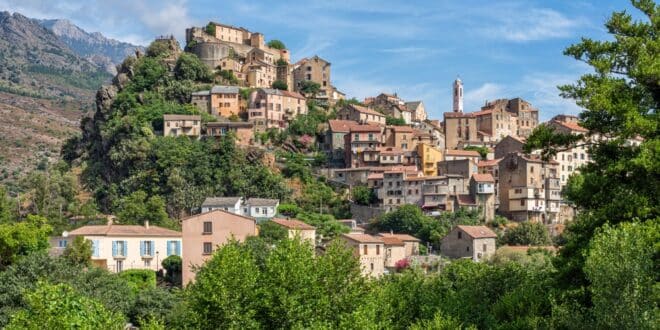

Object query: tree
[271,80,288,90]
[370,205,433,242]
[295,211,348,240]
[523,0,659,290]
[352,185,376,206]
[145,40,171,58]
[62,236,92,267]
[205,22,216,36]
[500,222,552,246]
[266,40,286,50]
[6,282,125,330]
[584,221,659,329]
[259,220,288,243]
[463,145,489,159]
[161,255,182,287]
[218,70,239,84]
[299,80,321,97]
[0,186,14,223]
[114,191,172,228]
[0,215,51,270]
[174,53,212,82]
[386,116,406,126]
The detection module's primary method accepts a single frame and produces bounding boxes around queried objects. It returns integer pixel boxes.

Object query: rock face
[39,18,144,74]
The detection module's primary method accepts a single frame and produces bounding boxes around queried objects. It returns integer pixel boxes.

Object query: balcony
[477,183,494,194]
[546,178,561,190]
[509,199,546,212]
[509,187,545,199]
[546,188,561,201]
[248,109,265,119]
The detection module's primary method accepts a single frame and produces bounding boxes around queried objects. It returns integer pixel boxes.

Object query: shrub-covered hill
[64,39,290,219]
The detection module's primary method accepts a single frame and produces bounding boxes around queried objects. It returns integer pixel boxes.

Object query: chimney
[145,220,150,229]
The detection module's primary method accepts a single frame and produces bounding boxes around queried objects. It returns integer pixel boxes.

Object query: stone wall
[350,204,385,224]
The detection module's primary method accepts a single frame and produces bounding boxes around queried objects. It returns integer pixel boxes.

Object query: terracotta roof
[456,194,477,205]
[472,173,495,182]
[445,149,481,157]
[377,147,403,155]
[380,236,405,246]
[457,225,497,239]
[472,109,493,116]
[350,124,382,132]
[349,104,384,117]
[328,119,358,132]
[413,129,432,137]
[246,198,279,206]
[478,130,492,137]
[342,233,384,244]
[182,208,256,223]
[478,158,502,167]
[280,90,306,99]
[201,197,242,207]
[367,173,384,180]
[552,120,588,133]
[271,218,315,230]
[163,114,201,121]
[389,125,414,133]
[378,233,421,242]
[69,224,181,237]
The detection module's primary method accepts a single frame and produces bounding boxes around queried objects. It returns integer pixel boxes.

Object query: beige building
[51,222,182,273]
[247,88,307,132]
[181,209,257,284]
[209,86,242,118]
[546,116,590,187]
[341,233,385,277]
[372,93,412,124]
[377,233,420,257]
[470,173,496,222]
[440,225,497,261]
[444,112,478,150]
[378,236,406,269]
[292,55,342,104]
[384,125,416,151]
[163,114,201,137]
[206,121,254,145]
[494,135,525,159]
[405,101,427,122]
[336,104,386,126]
[474,107,517,142]
[482,98,539,138]
[270,218,316,244]
[498,152,561,223]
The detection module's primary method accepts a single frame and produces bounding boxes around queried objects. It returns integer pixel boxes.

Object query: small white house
[199,196,279,220]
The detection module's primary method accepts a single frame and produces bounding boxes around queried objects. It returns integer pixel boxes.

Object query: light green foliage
[174,53,212,82]
[114,190,173,228]
[19,164,78,232]
[296,180,350,219]
[352,185,377,206]
[295,211,349,240]
[259,220,288,243]
[204,22,216,36]
[299,80,321,97]
[266,39,286,50]
[0,186,14,223]
[500,222,552,246]
[409,313,473,330]
[287,105,328,137]
[6,282,125,330]
[119,269,157,294]
[145,40,172,58]
[386,116,406,126]
[271,79,288,90]
[277,203,302,217]
[584,220,659,329]
[463,145,489,159]
[0,215,51,270]
[62,236,92,267]
[218,69,239,84]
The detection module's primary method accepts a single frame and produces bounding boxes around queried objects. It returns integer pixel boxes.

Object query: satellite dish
[62,231,69,238]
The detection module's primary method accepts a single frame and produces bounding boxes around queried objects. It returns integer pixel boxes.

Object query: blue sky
[0,0,642,120]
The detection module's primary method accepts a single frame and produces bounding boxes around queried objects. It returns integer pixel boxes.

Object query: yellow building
[417,143,444,176]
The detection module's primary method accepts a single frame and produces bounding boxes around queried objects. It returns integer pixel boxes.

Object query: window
[466,246,470,252]
[458,231,462,239]
[243,207,248,214]
[203,242,213,255]
[520,200,525,206]
[370,263,374,271]
[116,260,123,272]
[113,241,126,257]
[530,166,534,173]
[376,245,380,255]
[363,245,368,255]
[58,240,68,248]
[483,244,487,252]
[203,221,213,234]
[354,134,359,141]
[167,240,181,256]
[255,207,260,214]
[144,259,151,268]
[141,240,154,257]
[262,208,267,215]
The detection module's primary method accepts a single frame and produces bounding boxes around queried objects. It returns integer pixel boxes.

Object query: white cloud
[480,8,582,42]
[464,82,505,111]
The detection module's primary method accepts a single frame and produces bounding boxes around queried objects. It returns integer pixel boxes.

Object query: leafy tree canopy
[266,39,286,50]
[500,222,552,246]
[271,80,288,90]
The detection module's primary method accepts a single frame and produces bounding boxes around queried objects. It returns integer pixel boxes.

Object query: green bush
[119,269,157,293]
[161,255,182,287]
[174,53,212,82]
[271,80,288,90]
[205,22,216,36]
[267,40,286,50]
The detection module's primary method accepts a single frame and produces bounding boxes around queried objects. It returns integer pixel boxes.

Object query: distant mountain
[39,18,143,74]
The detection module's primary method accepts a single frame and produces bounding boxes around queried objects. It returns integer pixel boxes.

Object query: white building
[51,221,182,273]
[200,197,279,220]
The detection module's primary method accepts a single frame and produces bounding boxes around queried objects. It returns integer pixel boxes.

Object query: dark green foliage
[275,58,288,66]
[161,255,182,287]
[145,40,171,58]
[119,269,157,293]
[271,79,288,90]
[113,190,174,228]
[259,220,288,243]
[277,203,301,217]
[218,69,239,84]
[62,236,92,267]
[0,186,14,223]
[500,222,552,246]
[204,22,216,36]
[174,53,212,82]
[295,211,349,240]
[386,116,406,126]
[287,105,328,137]
[266,39,286,50]
[298,80,321,97]
[463,145,489,159]
[129,287,182,328]
[0,215,51,270]
[352,185,377,206]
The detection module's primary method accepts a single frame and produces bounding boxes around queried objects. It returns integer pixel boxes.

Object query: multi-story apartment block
[247,88,307,132]
[336,104,386,126]
[417,143,444,176]
[415,120,445,149]
[546,116,590,186]
[163,114,201,137]
[405,101,427,122]
[372,93,412,123]
[292,55,343,105]
[182,209,256,284]
[474,107,517,142]
[209,86,242,117]
[444,112,478,150]
[341,234,386,277]
[322,119,358,164]
[51,221,182,273]
[345,124,383,168]
[498,152,560,223]
[482,98,539,138]
[384,125,416,151]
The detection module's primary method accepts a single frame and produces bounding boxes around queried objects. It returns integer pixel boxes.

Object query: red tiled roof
[377,147,403,155]
[271,218,315,230]
[446,149,481,157]
[380,236,405,246]
[328,119,358,132]
[350,124,382,132]
[389,125,414,133]
[280,90,306,99]
[457,225,497,238]
[552,120,588,133]
[69,224,181,237]
[367,173,383,180]
[378,233,421,242]
[472,173,495,182]
[472,109,493,116]
[342,233,384,244]
[350,104,384,117]
[478,158,502,167]
[456,194,477,205]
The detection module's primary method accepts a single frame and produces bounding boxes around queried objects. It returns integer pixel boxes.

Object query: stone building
[546,116,590,186]
[163,114,201,137]
[482,98,539,138]
[292,55,343,105]
[206,121,253,145]
[443,112,478,150]
[341,234,385,277]
[440,225,497,261]
[247,88,307,132]
[344,124,384,168]
[336,104,386,126]
[474,107,517,142]
[405,101,427,122]
[469,173,496,222]
[494,135,525,159]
